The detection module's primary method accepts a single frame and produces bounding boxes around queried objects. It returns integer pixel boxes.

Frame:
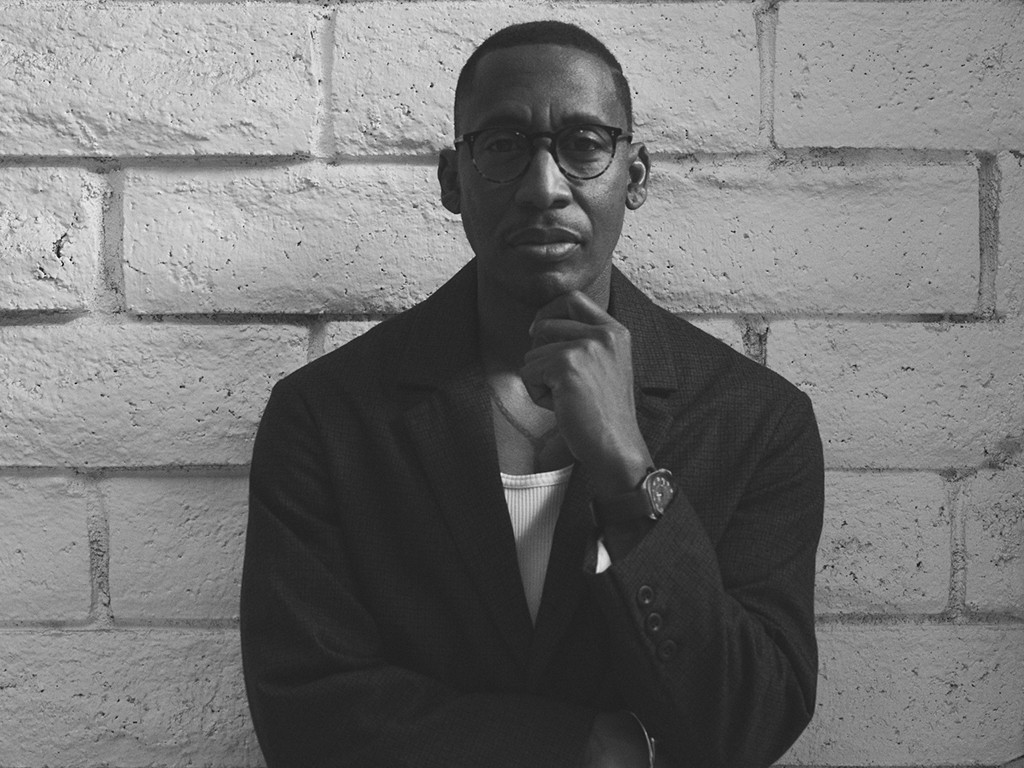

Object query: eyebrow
[471,110,616,131]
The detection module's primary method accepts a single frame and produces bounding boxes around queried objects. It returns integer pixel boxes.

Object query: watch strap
[593,467,675,528]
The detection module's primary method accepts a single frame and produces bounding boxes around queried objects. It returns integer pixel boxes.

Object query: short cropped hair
[453,20,633,135]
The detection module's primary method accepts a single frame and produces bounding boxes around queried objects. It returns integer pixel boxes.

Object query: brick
[816,471,950,614]
[123,165,472,314]
[324,320,381,354]
[964,461,1024,617]
[776,2,1024,150]
[0,320,307,467]
[0,168,101,312]
[0,475,91,621]
[1000,151,1024,317]
[0,5,316,156]
[779,624,1024,766]
[618,159,978,314]
[767,320,1024,469]
[106,475,247,621]
[334,3,759,155]
[0,628,259,766]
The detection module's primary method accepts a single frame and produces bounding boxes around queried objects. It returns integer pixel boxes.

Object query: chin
[504,269,602,307]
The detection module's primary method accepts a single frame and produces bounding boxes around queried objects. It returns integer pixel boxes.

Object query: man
[242,21,824,768]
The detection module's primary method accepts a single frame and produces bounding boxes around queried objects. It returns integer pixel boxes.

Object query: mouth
[505,227,582,260]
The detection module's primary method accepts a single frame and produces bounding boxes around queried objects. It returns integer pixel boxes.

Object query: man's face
[440,44,648,308]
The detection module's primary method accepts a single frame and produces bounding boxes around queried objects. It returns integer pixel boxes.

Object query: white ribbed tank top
[500,465,573,625]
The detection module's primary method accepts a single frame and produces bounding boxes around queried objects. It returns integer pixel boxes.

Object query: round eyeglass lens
[472,129,531,182]
[555,126,616,179]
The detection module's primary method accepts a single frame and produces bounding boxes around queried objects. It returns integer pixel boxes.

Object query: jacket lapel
[394,262,534,673]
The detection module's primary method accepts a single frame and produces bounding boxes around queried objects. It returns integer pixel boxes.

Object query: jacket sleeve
[240,379,595,768]
[588,390,825,768]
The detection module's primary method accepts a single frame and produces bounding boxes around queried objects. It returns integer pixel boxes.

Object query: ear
[625,143,650,211]
[438,148,461,214]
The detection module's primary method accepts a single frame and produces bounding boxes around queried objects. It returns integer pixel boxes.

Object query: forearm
[585,396,824,767]
[590,497,817,767]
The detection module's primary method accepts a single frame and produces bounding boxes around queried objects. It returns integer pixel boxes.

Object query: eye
[560,127,612,154]
[477,130,524,154]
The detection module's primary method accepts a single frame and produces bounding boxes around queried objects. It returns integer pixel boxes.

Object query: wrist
[594,468,677,528]
[588,443,652,498]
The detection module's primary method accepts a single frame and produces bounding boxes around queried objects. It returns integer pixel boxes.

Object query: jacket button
[645,612,663,634]
[657,640,677,661]
[637,585,655,606]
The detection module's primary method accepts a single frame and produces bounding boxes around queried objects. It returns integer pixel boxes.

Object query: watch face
[645,470,676,516]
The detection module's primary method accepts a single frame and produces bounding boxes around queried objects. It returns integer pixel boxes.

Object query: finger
[520,360,555,410]
[529,318,597,346]
[531,290,612,327]
[522,379,554,411]
[530,292,574,324]
[523,339,579,365]
[561,290,613,325]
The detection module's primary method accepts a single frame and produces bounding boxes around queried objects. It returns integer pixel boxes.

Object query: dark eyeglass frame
[454,124,632,183]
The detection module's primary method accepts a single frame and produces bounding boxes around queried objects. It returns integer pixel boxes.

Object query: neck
[476,267,613,373]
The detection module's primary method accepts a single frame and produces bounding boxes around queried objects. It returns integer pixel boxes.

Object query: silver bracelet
[627,711,656,768]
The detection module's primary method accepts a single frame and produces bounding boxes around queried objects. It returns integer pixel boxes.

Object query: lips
[506,226,582,247]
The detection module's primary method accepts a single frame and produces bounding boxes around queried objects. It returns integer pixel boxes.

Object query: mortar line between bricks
[741,315,769,365]
[0,149,976,169]
[753,0,778,152]
[944,475,970,618]
[977,152,1000,317]
[311,6,337,160]
[85,477,114,627]
[308,317,329,361]
[0,465,987,476]
[0,465,252,476]
[0,154,318,169]
[1,311,1006,328]
[36,311,1001,324]
[98,168,127,313]
[814,612,1024,627]
[0,621,241,632]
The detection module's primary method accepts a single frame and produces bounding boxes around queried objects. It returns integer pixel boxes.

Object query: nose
[514,142,572,210]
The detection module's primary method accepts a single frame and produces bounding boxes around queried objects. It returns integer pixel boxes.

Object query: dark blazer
[241,261,824,768]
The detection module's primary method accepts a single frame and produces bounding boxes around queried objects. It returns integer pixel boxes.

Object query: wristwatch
[594,467,677,528]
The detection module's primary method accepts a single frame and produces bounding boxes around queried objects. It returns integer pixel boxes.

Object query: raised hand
[520,291,652,498]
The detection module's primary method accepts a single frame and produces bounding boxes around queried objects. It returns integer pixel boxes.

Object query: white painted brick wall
[776,1,1024,150]
[0,168,102,312]
[123,165,470,314]
[0,475,91,621]
[2,1,1022,766]
[767,320,1024,469]
[0,629,259,765]
[0,321,308,466]
[106,474,247,620]
[620,158,980,314]
[334,2,761,155]
[816,471,950,614]
[783,625,1024,766]
[0,5,318,156]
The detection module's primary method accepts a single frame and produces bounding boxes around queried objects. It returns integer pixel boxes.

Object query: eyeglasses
[454,124,631,184]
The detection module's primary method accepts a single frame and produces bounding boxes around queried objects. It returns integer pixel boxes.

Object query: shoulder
[612,269,814,424]
[275,303,421,403]
[274,259,478,402]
